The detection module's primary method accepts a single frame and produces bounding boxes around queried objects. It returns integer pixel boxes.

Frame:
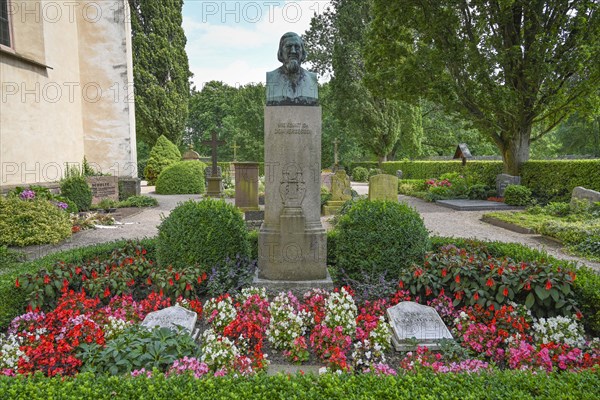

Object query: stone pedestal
[496,174,521,197]
[118,177,141,199]
[258,106,328,281]
[206,176,223,197]
[234,162,260,211]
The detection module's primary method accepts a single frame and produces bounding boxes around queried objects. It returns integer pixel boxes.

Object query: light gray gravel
[18,182,600,271]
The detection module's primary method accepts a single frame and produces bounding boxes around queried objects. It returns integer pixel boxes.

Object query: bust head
[277,32,307,74]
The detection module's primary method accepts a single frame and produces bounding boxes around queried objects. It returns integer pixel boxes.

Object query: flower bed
[1,241,599,379]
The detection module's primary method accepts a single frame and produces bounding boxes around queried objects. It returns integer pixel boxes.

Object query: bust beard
[282,60,305,92]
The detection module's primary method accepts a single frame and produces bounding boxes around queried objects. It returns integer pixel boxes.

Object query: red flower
[169,278,174,286]
[185,283,192,292]
[486,278,495,287]
[175,272,181,281]
[545,280,552,290]
[44,275,51,284]
[473,292,479,301]
[399,281,404,289]
[503,287,509,297]
[524,282,531,291]
[147,278,152,285]
[441,268,447,277]
[425,287,432,296]
[414,269,423,278]
[103,287,110,298]
[455,275,460,283]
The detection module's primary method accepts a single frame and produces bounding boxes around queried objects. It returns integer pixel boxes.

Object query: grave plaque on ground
[386,301,453,351]
[368,174,398,202]
[258,32,328,282]
[87,176,119,205]
[141,305,199,339]
[496,174,521,197]
[234,162,260,211]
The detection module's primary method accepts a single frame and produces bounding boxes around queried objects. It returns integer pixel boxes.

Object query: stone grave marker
[321,172,334,192]
[323,169,352,216]
[234,162,260,211]
[141,305,199,340]
[87,176,119,205]
[496,174,521,197]
[257,32,328,283]
[368,174,398,202]
[202,131,226,197]
[182,144,201,161]
[571,186,600,206]
[386,301,453,351]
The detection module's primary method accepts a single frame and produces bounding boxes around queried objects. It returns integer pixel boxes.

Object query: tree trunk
[500,126,531,176]
[377,154,387,166]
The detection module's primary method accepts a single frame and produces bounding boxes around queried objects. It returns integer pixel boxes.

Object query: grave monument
[202,131,226,198]
[258,32,328,283]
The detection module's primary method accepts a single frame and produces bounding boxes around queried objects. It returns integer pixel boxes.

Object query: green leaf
[550,288,560,302]
[535,285,549,300]
[525,292,535,309]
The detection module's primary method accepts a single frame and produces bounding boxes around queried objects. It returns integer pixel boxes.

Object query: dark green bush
[0,197,72,247]
[60,175,92,211]
[78,325,200,375]
[205,256,258,297]
[351,166,369,182]
[155,161,207,194]
[544,202,572,217]
[118,195,158,208]
[467,184,491,200]
[144,135,182,185]
[367,168,383,179]
[335,199,430,282]
[157,199,250,270]
[504,185,532,206]
[572,266,600,336]
[1,370,599,398]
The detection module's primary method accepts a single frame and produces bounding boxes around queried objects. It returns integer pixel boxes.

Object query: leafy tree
[129,0,191,145]
[304,0,406,164]
[366,0,600,174]
[228,83,265,162]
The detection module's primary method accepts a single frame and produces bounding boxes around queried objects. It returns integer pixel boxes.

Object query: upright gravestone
[182,144,201,161]
[323,169,352,216]
[202,131,226,198]
[368,174,398,202]
[87,176,119,205]
[234,162,260,211]
[321,172,334,192]
[386,302,453,351]
[258,32,328,282]
[496,174,521,197]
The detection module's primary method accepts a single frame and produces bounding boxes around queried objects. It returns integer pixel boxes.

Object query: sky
[182,0,331,89]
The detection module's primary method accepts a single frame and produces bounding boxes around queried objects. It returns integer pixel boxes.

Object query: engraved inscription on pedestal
[386,301,453,351]
[141,305,199,339]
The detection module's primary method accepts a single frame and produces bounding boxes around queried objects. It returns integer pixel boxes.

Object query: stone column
[234,162,260,211]
[258,106,327,280]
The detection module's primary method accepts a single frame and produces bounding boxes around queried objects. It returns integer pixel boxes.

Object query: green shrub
[144,135,182,185]
[467,183,491,200]
[118,195,158,208]
[0,246,24,271]
[60,175,92,211]
[504,185,532,206]
[248,230,259,260]
[78,325,200,375]
[351,167,369,182]
[155,161,207,194]
[157,199,250,270]
[572,266,600,336]
[335,199,430,282]
[1,370,599,398]
[367,168,383,179]
[205,256,258,297]
[0,197,72,247]
[544,202,571,217]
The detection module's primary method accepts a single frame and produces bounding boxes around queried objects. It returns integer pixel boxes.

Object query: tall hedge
[144,135,182,185]
[351,160,600,202]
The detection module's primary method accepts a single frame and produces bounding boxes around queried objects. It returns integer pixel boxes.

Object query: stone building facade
[0,0,137,191]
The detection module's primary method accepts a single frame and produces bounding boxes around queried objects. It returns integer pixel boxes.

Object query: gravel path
[18,182,600,271]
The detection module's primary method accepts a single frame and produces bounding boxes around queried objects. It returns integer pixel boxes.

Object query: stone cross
[333,138,339,168]
[231,140,240,161]
[202,131,226,177]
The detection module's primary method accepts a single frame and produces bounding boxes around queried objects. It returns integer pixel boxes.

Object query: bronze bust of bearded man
[266,32,319,106]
